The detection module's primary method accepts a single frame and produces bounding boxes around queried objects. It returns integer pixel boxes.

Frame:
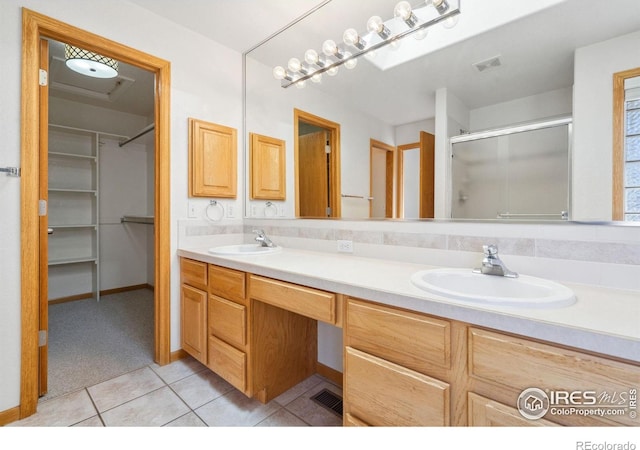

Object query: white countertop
[178,246,640,362]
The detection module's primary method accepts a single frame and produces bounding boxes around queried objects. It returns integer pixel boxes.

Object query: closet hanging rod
[119,123,155,147]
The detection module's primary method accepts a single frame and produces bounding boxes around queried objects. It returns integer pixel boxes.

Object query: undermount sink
[208,244,281,256]
[410,268,575,308]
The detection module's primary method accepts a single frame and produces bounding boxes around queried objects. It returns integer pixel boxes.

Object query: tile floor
[9,356,343,427]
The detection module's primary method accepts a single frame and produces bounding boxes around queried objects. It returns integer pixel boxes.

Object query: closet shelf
[49,151,97,161]
[49,224,98,229]
[49,188,97,194]
[48,256,97,266]
[121,215,154,225]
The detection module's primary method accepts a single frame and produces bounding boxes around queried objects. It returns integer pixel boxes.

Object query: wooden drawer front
[469,328,640,426]
[346,298,450,371]
[468,393,559,427]
[208,335,246,393]
[209,265,246,303]
[344,413,370,427]
[181,284,207,364]
[181,258,208,289]
[344,346,450,426]
[209,295,246,348]
[249,275,336,324]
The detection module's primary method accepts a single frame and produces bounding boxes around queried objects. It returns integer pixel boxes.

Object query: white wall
[246,57,395,219]
[573,30,640,221]
[0,0,243,412]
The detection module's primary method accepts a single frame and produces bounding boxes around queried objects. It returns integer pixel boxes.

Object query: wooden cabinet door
[189,118,237,198]
[250,133,286,200]
[344,346,450,426]
[468,393,559,427]
[180,284,208,364]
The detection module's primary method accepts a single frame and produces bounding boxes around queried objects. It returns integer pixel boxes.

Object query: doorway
[20,9,171,418]
[397,131,435,219]
[294,109,341,218]
[369,139,395,218]
[43,36,156,400]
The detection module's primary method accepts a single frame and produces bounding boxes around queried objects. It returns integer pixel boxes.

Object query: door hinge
[38,199,47,216]
[325,145,331,154]
[38,330,47,347]
[39,69,48,87]
[326,207,332,216]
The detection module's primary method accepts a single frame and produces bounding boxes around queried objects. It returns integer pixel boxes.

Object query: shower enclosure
[450,117,571,221]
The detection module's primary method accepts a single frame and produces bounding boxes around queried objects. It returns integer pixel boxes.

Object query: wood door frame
[293,108,341,218]
[369,139,395,218]
[20,8,171,418]
[613,67,640,220]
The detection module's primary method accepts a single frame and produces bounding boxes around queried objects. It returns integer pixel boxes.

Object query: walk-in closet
[44,39,156,399]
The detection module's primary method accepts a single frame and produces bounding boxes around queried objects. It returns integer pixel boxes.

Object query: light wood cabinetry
[468,327,640,426]
[207,265,250,395]
[344,297,456,426]
[249,133,286,200]
[468,392,558,426]
[180,257,639,427]
[188,118,237,198]
[345,346,450,426]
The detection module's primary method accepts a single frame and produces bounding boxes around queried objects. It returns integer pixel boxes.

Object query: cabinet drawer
[469,328,640,426]
[181,258,208,289]
[209,295,246,348]
[208,335,246,393]
[249,275,336,324]
[468,393,559,427]
[345,298,451,371]
[209,265,246,303]
[344,346,450,426]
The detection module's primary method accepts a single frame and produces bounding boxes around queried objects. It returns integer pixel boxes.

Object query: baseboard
[49,284,154,304]
[171,349,190,363]
[316,362,343,387]
[0,405,20,426]
[100,284,154,296]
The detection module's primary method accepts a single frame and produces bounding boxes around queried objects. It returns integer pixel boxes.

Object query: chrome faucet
[253,229,275,247]
[473,244,518,278]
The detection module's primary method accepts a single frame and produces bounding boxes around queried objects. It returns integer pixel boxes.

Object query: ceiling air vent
[473,55,502,73]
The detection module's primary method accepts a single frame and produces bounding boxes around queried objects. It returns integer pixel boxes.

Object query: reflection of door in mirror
[613,69,640,222]
[397,131,435,219]
[370,140,395,218]
[294,109,341,218]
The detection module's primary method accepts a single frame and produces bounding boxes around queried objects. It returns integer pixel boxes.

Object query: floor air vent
[311,388,343,417]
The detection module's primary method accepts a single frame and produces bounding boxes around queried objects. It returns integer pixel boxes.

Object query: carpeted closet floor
[42,288,154,402]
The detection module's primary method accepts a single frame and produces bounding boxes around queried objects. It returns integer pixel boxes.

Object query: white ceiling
[51,0,640,126]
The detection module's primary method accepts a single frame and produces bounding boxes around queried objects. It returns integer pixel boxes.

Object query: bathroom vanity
[178,247,639,427]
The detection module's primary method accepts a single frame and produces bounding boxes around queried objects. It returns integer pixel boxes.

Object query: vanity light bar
[273,0,461,88]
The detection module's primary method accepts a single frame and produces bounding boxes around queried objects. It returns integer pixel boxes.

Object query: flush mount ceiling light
[64,44,119,78]
[273,0,461,88]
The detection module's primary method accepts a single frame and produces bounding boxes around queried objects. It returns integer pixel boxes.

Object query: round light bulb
[311,73,322,83]
[304,49,319,65]
[326,66,339,76]
[273,66,286,80]
[441,15,459,29]
[343,28,359,46]
[295,79,306,89]
[394,1,413,21]
[288,57,301,73]
[345,58,358,70]
[413,28,428,40]
[365,50,377,60]
[322,39,338,57]
[367,16,384,33]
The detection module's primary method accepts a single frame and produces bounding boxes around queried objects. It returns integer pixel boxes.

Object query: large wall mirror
[244,0,640,222]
